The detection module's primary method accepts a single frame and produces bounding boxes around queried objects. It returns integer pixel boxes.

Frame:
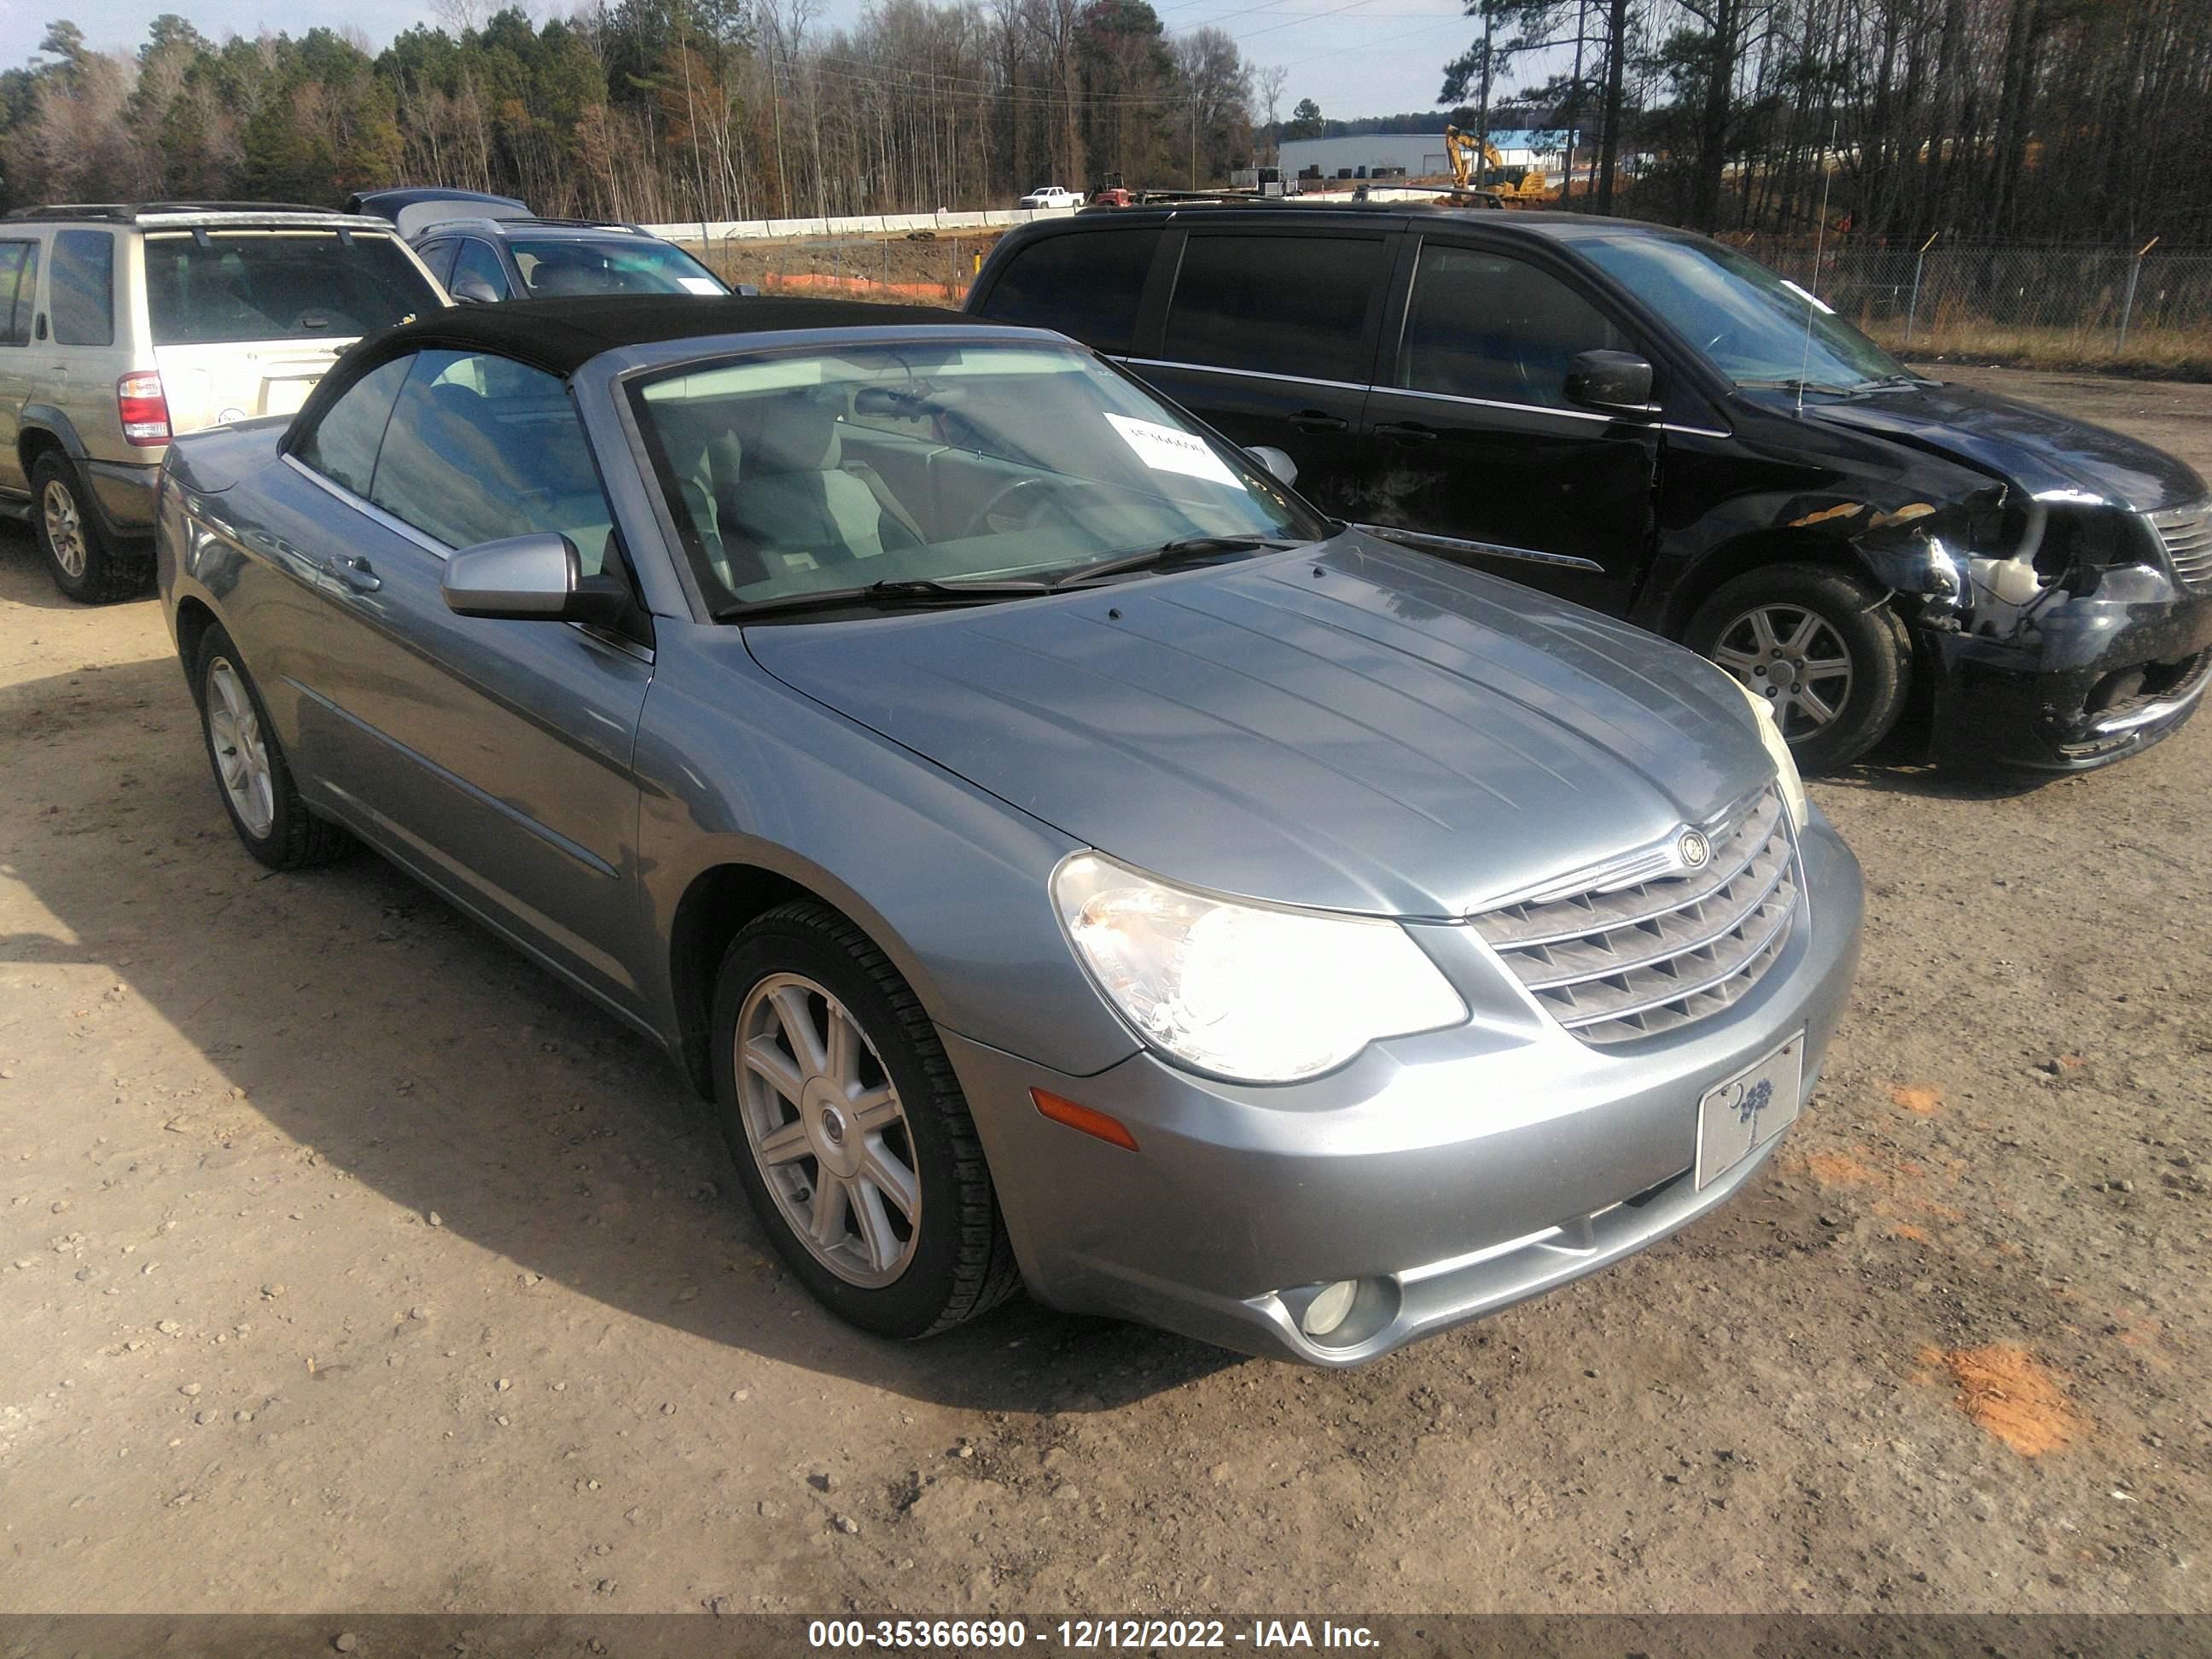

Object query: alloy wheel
[1711,602,1855,740]
[205,658,276,839]
[734,973,920,1287]
[42,479,87,581]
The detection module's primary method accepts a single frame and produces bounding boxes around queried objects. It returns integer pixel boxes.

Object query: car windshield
[143,229,442,345]
[1578,233,1908,393]
[632,339,1323,612]
[509,238,726,298]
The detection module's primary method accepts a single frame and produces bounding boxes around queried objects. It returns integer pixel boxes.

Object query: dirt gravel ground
[1,367,2208,1618]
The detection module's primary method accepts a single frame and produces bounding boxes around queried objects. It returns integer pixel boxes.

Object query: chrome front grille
[2152,502,2212,592]
[1470,787,1801,1045]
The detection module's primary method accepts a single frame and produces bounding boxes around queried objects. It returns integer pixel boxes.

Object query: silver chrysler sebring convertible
[157,296,1864,1364]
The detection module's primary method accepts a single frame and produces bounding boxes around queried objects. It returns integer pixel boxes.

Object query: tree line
[1,0,2203,242]
[0,1,1260,224]
[1435,0,2212,240]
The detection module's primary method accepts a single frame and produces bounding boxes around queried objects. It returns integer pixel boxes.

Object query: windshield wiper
[1738,376,1857,397]
[1050,534,1310,590]
[714,577,1050,621]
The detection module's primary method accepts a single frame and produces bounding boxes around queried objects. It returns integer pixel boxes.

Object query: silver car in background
[0,201,445,601]
[157,296,1862,1364]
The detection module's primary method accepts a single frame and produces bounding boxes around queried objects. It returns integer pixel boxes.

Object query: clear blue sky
[10,0,1491,124]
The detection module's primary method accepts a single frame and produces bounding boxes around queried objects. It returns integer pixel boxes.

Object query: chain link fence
[1730,236,2212,370]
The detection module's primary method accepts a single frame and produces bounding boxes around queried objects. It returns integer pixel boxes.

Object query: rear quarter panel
[160,422,335,760]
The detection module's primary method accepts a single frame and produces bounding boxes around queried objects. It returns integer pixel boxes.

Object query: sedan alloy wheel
[735,972,921,1287]
[204,656,276,839]
[1710,602,1856,739]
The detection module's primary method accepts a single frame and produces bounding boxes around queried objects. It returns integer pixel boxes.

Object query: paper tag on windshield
[678,276,723,295]
[1104,414,1239,486]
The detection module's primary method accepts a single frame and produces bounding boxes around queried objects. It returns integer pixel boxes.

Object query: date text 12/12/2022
[806,1619,1382,1650]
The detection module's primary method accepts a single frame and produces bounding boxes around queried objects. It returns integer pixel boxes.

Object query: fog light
[1301,1279,1359,1339]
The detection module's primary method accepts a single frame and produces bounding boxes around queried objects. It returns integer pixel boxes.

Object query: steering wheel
[961,477,1062,538]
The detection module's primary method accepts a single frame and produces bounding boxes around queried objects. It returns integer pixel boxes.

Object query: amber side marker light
[1029,1088,1139,1151]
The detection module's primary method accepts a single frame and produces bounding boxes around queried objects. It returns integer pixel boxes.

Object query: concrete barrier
[645,205,1074,247]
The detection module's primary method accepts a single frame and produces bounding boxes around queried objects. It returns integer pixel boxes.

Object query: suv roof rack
[506,216,649,234]
[4,201,336,223]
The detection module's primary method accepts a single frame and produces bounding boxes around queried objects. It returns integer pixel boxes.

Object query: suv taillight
[118,372,172,447]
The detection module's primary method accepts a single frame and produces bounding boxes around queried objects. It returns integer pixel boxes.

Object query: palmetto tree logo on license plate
[1737,1077,1773,1126]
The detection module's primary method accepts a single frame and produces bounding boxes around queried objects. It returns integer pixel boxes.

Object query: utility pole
[1475,1,1493,189]
[1565,0,1586,204]
[1596,0,1627,214]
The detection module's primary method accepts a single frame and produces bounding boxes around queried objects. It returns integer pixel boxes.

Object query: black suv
[347,189,734,305]
[969,206,2212,772]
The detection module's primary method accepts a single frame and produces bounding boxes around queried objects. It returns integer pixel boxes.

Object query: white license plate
[263,377,318,416]
[1695,1031,1806,1190]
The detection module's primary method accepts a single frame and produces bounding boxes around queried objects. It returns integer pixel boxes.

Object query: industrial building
[1278,130,1573,181]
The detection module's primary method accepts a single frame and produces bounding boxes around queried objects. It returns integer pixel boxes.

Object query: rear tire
[1685,562,1912,775]
[193,624,351,870]
[33,451,148,604]
[710,901,1020,1340]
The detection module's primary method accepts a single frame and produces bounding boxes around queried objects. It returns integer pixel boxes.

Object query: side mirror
[1565,349,1655,415]
[1246,445,1298,487]
[450,277,503,306]
[442,533,632,626]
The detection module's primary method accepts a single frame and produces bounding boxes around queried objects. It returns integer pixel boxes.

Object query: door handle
[328,554,381,592]
[1374,422,1439,445]
[1289,409,1348,433]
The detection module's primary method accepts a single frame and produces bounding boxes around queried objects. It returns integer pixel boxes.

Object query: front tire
[33,451,148,604]
[193,624,350,870]
[1685,562,1912,774]
[711,902,1019,1339]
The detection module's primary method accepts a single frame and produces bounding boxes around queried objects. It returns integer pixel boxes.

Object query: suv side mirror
[1565,350,1655,415]
[1246,445,1298,487]
[443,533,632,627]
[450,277,503,306]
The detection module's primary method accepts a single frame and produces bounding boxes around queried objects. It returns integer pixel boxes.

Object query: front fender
[633,622,1144,1081]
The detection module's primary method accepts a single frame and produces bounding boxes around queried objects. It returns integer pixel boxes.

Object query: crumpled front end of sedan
[1849,493,2212,771]
[1800,391,2212,772]
[1918,499,2212,771]
[936,797,1860,1365]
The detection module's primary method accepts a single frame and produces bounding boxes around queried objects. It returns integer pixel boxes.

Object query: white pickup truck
[1016,185,1085,209]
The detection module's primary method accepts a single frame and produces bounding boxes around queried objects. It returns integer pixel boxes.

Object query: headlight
[1051,853,1467,1083]
[1733,676,1810,830]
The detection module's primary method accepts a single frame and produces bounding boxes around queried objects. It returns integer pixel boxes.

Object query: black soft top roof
[362,294,966,379]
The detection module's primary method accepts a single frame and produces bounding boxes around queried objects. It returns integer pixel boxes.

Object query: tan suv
[0,201,447,602]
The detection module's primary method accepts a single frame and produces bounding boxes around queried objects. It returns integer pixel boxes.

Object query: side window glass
[0,243,28,346]
[1398,243,1626,408]
[450,240,509,300]
[1165,235,1385,383]
[370,349,614,569]
[983,229,1161,354]
[296,356,412,498]
[418,240,459,286]
[50,229,115,347]
[11,243,40,346]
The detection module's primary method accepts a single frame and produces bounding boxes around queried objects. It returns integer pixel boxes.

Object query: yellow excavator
[1443,125,1552,202]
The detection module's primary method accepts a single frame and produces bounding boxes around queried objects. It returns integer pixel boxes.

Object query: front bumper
[1928,568,2212,771]
[941,816,1864,1364]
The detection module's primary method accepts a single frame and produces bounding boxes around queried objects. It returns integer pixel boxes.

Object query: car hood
[742,537,1772,919]
[1793,380,2205,511]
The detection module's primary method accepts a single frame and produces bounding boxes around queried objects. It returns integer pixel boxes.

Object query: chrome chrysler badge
[1678,830,1711,869]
